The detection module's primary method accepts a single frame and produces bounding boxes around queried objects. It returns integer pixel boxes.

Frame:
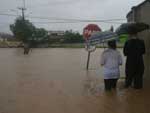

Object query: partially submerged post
[83,24,101,70]
[85,43,96,70]
[86,51,90,70]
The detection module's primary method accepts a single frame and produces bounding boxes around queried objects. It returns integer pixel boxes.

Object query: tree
[10,17,49,48]
[29,28,49,47]
[63,30,84,43]
[33,28,49,42]
[10,17,35,43]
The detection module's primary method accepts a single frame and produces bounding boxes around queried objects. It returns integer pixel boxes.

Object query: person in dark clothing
[123,33,145,89]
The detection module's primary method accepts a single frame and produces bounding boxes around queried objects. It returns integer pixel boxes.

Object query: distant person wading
[24,43,30,55]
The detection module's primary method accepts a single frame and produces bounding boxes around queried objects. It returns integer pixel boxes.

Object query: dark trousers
[125,74,143,89]
[125,65,144,89]
[104,79,118,91]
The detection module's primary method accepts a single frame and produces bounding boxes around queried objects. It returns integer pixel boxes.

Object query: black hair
[107,40,116,50]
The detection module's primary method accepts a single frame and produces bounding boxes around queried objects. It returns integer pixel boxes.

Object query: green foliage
[10,17,49,46]
[29,28,49,47]
[119,34,128,43]
[63,30,84,43]
[32,28,49,42]
[10,17,35,43]
[10,17,84,46]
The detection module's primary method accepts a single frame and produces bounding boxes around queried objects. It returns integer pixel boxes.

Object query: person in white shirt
[101,40,123,91]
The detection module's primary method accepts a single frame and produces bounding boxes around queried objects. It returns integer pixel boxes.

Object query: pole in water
[103,42,105,50]
[86,51,91,70]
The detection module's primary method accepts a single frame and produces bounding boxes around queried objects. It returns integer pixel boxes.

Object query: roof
[135,0,150,8]
[127,0,150,18]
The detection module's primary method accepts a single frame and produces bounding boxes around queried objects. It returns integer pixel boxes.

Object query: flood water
[0,48,149,113]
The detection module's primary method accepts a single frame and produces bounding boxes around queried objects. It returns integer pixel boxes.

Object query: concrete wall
[127,1,150,79]
[139,2,150,79]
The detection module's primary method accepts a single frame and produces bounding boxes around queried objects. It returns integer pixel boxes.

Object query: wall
[127,1,150,79]
[137,2,150,79]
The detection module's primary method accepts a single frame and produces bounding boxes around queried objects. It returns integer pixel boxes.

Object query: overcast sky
[0,0,145,34]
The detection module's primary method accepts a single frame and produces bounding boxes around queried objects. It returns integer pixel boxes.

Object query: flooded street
[0,48,149,113]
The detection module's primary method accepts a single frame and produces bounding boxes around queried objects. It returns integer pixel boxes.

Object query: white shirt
[100,48,123,79]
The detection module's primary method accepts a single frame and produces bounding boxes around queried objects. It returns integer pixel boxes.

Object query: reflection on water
[83,71,104,95]
[0,48,149,113]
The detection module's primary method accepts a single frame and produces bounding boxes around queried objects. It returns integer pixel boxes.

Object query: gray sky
[0,0,145,34]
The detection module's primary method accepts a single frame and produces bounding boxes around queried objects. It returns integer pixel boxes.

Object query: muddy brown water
[0,48,149,113]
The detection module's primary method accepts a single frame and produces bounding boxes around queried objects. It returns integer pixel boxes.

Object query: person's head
[107,40,116,50]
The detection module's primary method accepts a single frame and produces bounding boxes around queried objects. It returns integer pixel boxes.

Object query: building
[48,31,65,36]
[48,31,65,43]
[0,32,14,42]
[126,0,150,79]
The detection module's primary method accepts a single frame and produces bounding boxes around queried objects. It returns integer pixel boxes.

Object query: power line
[0,13,125,23]
[0,19,123,25]
[27,15,125,22]
[32,21,123,24]
[0,13,19,17]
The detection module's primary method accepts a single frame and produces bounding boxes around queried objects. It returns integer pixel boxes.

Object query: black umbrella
[116,22,150,35]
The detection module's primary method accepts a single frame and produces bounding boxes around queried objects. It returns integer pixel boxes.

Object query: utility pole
[18,0,26,20]
[18,7,26,20]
